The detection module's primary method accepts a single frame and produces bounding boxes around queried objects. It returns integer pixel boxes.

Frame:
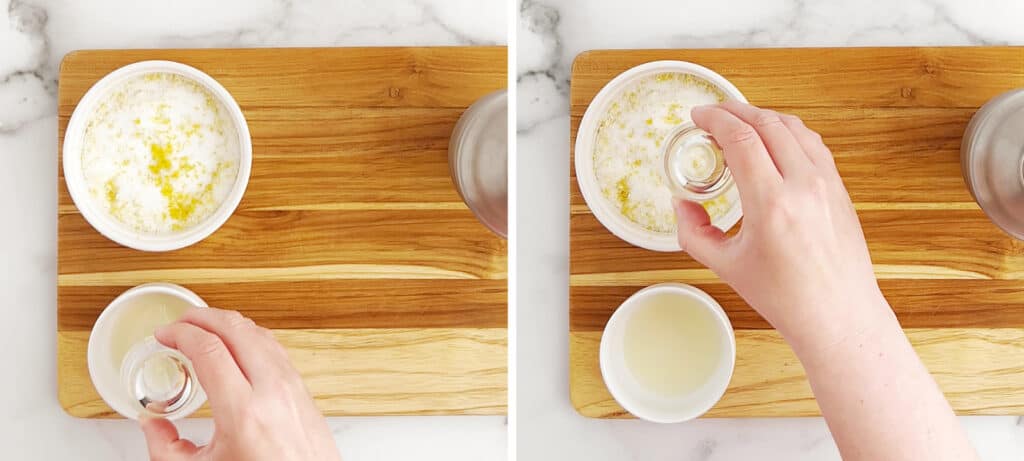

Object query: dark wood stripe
[60,47,507,110]
[570,209,1022,279]
[59,107,468,209]
[572,107,980,205]
[58,279,507,331]
[570,279,1024,331]
[58,209,507,279]
[571,47,1024,110]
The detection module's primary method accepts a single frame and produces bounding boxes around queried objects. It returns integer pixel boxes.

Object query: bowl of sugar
[574,60,746,252]
[62,60,252,251]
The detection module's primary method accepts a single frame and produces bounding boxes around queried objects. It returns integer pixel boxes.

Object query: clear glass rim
[662,122,735,201]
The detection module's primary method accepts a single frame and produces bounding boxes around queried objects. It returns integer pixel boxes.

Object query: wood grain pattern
[57,47,507,417]
[60,328,507,418]
[571,329,1024,418]
[569,47,1024,418]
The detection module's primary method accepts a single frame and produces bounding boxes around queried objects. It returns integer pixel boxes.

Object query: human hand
[139,307,341,461]
[675,101,887,342]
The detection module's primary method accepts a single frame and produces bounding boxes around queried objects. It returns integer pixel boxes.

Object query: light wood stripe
[246,202,470,212]
[58,264,494,286]
[570,269,720,285]
[59,328,507,418]
[570,328,1024,418]
[872,264,993,280]
[570,264,992,286]
[570,202,981,215]
[853,202,980,211]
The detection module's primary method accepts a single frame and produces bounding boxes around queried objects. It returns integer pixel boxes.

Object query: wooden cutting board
[57,47,507,417]
[570,47,1024,418]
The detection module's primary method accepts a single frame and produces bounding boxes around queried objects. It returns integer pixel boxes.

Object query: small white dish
[62,60,252,252]
[87,282,208,420]
[574,60,746,252]
[599,282,736,423]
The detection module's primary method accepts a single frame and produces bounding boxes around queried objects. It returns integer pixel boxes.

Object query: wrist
[777,288,899,361]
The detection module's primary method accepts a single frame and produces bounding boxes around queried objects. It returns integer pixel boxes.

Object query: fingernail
[691,105,710,116]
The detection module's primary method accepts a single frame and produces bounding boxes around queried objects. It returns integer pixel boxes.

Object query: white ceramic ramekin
[575,60,747,252]
[87,282,208,420]
[599,282,736,423]
[62,60,252,252]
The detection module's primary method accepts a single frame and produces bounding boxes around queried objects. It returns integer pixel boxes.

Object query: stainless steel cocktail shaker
[449,89,508,238]
[962,88,1024,240]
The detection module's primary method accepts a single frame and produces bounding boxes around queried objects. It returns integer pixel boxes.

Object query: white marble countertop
[0,0,506,459]
[516,0,1024,459]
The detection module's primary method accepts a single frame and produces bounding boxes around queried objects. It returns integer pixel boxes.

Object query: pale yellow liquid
[623,293,724,397]
[108,293,193,369]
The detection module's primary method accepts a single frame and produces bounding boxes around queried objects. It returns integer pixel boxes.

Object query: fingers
[778,113,838,173]
[155,321,251,415]
[177,308,292,386]
[140,417,199,460]
[691,105,782,200]
[716,101,811,178]
[673,198,727,270]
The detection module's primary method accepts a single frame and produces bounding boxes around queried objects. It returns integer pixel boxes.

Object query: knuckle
[677,235,696,255]
[222,309,255,330]
[809,175,831,196]
[259,327,287,352]
[258,326,277,340]
[724,125,760,147]
[191,331,227,358]
[263,372,297,394]
[764,196,799,228]
[236,416,262,440]
[752,112,785,128]
[762,193,786,214]
[285,372,311,395]
[753,110,782,128]
[780,113,804,126]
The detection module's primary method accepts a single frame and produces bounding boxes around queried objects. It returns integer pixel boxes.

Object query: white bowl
[62,60,252,252]
[87,282,208,420]
[574,60,747,252]
[599,283,736,423]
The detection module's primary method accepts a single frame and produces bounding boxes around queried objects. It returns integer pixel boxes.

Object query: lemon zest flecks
[149,143,173,174]
[592,71,733,233]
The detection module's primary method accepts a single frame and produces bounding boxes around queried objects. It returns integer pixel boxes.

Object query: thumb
[140,416,199,460]
[673,198,727,268]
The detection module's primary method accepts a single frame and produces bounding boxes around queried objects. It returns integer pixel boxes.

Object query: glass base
[119,336,202,418]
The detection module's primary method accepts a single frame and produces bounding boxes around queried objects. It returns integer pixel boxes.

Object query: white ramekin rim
[86,282,209,420]
[62,60,252,252]
[599,282,736,423]
[574,60,747,252]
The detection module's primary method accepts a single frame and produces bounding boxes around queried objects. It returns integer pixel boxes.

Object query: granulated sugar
[81,72,239,234]
[592,73,725,233]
